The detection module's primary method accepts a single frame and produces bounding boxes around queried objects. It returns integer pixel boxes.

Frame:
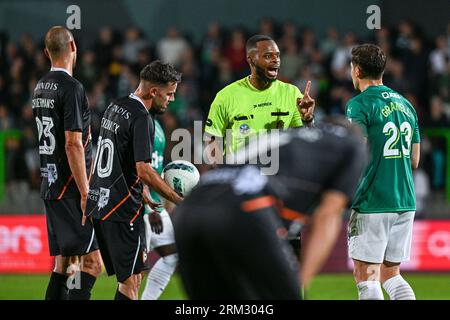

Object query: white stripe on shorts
[130,236,141,277]
[85,228,95,254]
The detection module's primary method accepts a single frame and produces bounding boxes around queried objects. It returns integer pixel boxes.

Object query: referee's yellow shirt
[205,76,304,153]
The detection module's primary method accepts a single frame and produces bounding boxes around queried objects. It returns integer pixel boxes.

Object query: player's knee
[353,267,361,283]
[123,274,139,287]
[353,263,368,283]
[82,252,103,276]
[380,262,400,283]
[121,275,141,299]
[53,261,65,274]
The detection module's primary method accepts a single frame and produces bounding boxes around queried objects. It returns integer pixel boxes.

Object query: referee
[205,35,316,257]
[205,34,316,158]
[32,26,102,300]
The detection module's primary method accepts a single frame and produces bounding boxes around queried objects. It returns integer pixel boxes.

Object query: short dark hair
[140,60,182,85]
[246,34,274,53]
[45,26,73,59]
[351,44,387,79]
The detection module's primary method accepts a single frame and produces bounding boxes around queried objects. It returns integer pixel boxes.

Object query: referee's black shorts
[93,217,148,283]
[44,197,98,257]
[174,186,301,300]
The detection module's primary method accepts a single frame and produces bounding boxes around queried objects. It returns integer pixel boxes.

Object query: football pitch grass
[1,272,450,300]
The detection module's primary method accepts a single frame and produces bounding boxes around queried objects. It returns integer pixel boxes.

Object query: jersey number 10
[92,136,114,178]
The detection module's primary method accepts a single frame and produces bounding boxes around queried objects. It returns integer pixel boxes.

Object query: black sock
[45,272,69,300]
[115,287,131,300]
[67,271,97,300]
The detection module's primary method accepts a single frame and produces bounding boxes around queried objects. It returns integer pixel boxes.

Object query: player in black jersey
[86,61,183,300]
[174,117,366,299]
[32,27,102,300]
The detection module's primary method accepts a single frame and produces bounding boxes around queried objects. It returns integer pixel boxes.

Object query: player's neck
[51,61,73,76]
[132,89,152,110]
[359,79,383,92]
[249,74,273,91]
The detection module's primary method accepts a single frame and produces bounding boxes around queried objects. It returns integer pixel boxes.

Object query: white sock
[382,275,416,300]
[141,253,178,300]
[357,281,384,300]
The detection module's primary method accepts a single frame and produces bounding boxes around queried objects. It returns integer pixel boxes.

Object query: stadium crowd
[0,19,449,215]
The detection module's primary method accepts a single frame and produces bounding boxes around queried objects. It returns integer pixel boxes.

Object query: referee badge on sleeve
[239,123,250,134]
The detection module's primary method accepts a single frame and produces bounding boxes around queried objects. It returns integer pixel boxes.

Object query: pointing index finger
[304,81,311,96]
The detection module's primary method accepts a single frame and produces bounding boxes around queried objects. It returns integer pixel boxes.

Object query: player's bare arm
[136,161,183,205]
[297,80,315,126]
[65,130,89,223]
[411,143,420,169]
[142,184,162,209]
[300,190,348,289]
[142,185,163,234]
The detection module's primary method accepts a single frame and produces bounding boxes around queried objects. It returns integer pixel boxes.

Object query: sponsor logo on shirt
[98,187,110,210]
[46,164,58,186]
[253,102,273,108]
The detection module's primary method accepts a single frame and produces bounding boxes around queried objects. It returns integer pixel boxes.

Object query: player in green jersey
[346,44,420,300]
[205,34,315,157]
[141,119,179,300]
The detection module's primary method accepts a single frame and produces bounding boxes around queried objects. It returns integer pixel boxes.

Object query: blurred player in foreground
[346,44,420,300]
[174,117,366,299]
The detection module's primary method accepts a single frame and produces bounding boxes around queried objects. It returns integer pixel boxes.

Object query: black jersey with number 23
[32,70,92,200]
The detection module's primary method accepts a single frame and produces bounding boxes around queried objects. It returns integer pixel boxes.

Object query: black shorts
[174,185,301,299]
[44,198,98,257]
[93,217,148,283]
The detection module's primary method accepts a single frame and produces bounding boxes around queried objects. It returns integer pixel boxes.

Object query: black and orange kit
[174,124,366,299]
[32,69,97,257]
[86,94,154,282]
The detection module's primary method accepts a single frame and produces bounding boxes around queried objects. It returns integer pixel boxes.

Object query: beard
[151,101,167,115]
[255,63,276,85]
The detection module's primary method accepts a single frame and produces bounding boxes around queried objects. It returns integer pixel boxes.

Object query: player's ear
[247,52,256,67]
[69,40,76,53]
[43,48,50,59]
[355,65,364,79]
[149,86,158,98]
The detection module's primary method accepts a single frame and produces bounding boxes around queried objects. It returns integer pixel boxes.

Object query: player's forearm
[65,141,89,197]
[138,166,183,204]
[411,143,420,170]
[300,208,342,289]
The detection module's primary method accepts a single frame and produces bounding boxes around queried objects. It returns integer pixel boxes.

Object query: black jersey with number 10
[86,95,154,224]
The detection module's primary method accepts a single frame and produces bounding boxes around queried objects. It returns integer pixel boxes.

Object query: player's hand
[149,211,163,234]
[297,81,315,122]
[147,198,163,211]
[143,186,162,211]
[81,195,87,226]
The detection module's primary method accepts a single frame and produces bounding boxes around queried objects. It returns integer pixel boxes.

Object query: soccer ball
[162,160,200,197]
